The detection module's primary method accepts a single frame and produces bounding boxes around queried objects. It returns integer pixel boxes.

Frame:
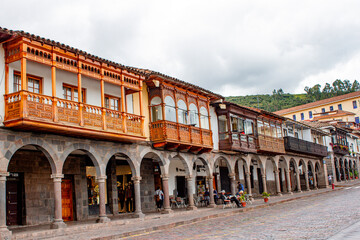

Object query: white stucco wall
[302,129,312,142]
[210,106,219,150]
[168,159,187,196]
[265,161,275,181]
[0,44,5,125]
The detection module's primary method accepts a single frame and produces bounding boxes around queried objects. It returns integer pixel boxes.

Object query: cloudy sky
[1,1,360,96]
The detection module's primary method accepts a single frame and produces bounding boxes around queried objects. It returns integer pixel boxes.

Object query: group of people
[118,182,135,213]
[154,181,246,211]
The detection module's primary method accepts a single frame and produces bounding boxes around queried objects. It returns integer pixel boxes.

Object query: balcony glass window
[264,122,271,136]
[177,100,187,124]
[276,125,282,138]
[218,115,228,140]
[257,120,264,135]
[189,103,199,127]
[13,72,42,94]
[271,123,276,137]
[353,100,358,109]
[164,96,176,122]
[62,84,86,102]
[105,95,120,111]
[150,97,162,122]
[244,119,253,135]
[231,116,244,133]
[200,107,209,130]
[283,129,288,137]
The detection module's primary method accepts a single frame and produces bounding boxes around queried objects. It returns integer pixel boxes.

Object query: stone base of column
[305,188,311,191]
[134,212,145,218]
[276,193,282,196]
[96,216,110,223]
[286,191,293,195]
[161,208,173,214]
[208,203,216,208]
[50,220,66,229]
[296,190,302,193]
[187,205,197,211]
[0,228,12,240]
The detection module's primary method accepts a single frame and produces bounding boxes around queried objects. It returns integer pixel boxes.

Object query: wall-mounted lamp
[153,80,160,87]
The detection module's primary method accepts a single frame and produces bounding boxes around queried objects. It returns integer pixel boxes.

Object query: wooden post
[139,80,144,136]
[77,72,83,126]
[101,79,106,130]
[4,63,9,94]
[21,57,27,90]
[121,85,127,133]
[51,61,58,122]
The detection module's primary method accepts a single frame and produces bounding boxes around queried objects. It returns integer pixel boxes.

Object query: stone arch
[192,156,212,176]
[169,153,191,175]
[214,155,232,173]
[60,144,102,176]
[6,142,58,174]
[307,160,316,189]
[289,158,298,191]
[264,156,278,194]
[140,149,167,175]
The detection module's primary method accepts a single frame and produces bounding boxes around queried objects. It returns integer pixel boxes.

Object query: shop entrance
[176,176,186,198]
[61,179,74,221]
[257,168,263,194]
[6,172,24,226]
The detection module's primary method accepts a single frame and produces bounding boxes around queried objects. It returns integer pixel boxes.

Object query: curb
[92,188,344,240]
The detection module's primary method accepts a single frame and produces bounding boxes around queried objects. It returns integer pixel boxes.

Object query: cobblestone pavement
[124,186,360,240]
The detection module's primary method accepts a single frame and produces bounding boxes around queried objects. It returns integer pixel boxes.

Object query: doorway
[257,168,263,194]
[6,172,24,226]
[176,176,186,197]
[62,179,74,221]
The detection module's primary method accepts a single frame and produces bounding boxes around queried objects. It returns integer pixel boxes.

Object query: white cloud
[1,0,360,96]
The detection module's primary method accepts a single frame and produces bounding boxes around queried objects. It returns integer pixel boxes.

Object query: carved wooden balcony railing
[150,120,213,153]
[284,136,328,157]
[219,133,257,153]
[257,135,286,154]
[4,91,145,141]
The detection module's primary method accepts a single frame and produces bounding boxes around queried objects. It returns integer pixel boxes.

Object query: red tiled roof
[274,91,360,115]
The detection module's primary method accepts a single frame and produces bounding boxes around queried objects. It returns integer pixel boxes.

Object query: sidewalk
[11,180,360,240]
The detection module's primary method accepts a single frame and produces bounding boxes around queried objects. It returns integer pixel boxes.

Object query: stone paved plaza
[124,186,360,240]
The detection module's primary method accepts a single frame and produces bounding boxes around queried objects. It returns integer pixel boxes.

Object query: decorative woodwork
[257,135,286,154]
[4,91,145,142]
[284,136,328,157]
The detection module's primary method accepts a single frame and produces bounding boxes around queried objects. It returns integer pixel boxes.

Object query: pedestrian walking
[154,187,164,211]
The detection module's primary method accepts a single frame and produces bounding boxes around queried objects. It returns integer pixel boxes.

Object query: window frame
[105,94,121,111]
[13,71,43,94]
[62,83,86,103]
[338,104,342,110]
[353,100,358,109]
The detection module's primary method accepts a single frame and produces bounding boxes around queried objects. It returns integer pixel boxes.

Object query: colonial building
[0,27,349,239]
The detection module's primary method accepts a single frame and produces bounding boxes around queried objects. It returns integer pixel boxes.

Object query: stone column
[304,172,310,191]
[274,170,282,196]
[229,173,236,195]
[207,176,216,208]
[97,176,110,223]
[132,176,145,218]
[285,170,293,194]
[50,174,66,229]
[245,172,252,195]
[186,175,197,210]
[313,172,318,190]
[262,174,267,193]
[161,174,173,214]
[0,173,12,240]
[296,170,302,192]
[352,166,355,181]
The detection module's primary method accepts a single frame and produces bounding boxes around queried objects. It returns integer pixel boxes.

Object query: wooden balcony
[219,133,257,153]
[284,136,328,157]
[150,120,213,153]
[4,91,145,142]
[257,135,286,154]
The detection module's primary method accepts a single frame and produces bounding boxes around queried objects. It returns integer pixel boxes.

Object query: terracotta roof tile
[274,91,360,115]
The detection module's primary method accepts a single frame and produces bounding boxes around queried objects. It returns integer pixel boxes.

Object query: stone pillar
[229,173,236,195]
[207,176,216,208]
[296,170,302,192]
[97,176,110,223]
[285,170,293,194]
[313,171,318,190]
[274,170,282,196]
[262,174,267,193]
[352,165,355,181]
[161,174,173,214]
[304,172,310,191]
[132,176,145,218]
[50,174,66,229]
[0,173,12,240]
[245,172,252,195]
[186,175,197,210]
